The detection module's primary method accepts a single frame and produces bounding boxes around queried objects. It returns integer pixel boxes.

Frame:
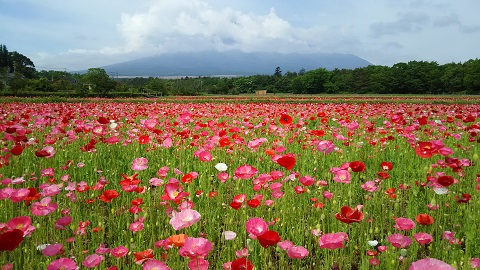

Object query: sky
[1,0,479,72]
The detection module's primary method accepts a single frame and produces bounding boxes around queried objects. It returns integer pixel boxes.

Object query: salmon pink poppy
[166,234,188,247]
[409,258,454,270]
[277,155,296,170]
[257,230,281,248]
[319,232,348,249]
[416,214,434,225]
[334,205,364,224]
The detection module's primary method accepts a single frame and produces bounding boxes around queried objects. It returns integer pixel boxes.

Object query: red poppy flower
[181,173,194,183]
[335,205,364,224]
[35,149,50,157]
[377,171,390,179]
[97,116,110,124]
[277,155,296,170]
[138,135,150,144]
[380,161,393,171]
[219,137,231,147]
[349,161,366,172]
[0,229,24,251]
[415,142,437,158]
[437,176,454,187]
[229,201,242,210]
[231,258,254,270]
[416,214,434,225]
[119,174,140,186]
[133,249,154,265]
[24,187,41,205]
[98,190,120,203]
[456,193,472,203]
[247,199,261,208]
[279,114,293,125]
[257,230,281,248]
[10,145,24,156]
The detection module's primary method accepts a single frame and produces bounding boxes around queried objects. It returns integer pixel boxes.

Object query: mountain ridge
[96,50,371,77]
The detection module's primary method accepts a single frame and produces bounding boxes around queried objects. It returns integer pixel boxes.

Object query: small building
[255,90,267,95]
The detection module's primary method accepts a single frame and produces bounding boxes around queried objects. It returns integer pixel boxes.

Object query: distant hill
[97,50,371,77]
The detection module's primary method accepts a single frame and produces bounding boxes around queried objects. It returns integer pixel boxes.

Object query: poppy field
[1,97,480,269]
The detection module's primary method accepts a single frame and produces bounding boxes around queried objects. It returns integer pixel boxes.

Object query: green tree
[82,68,115,96]
[9,51,36,78]
[146,78,166,96]
[440,63,464,94]
[463,59,480,94]
[274,67,282,77]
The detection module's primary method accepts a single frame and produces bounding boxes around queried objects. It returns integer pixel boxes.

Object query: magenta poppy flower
[110,246,128,258]
[6,216,35,237]
[409,258,454,270]
[287,245,309,259]
[42,243,64,256]
[132,157,148,171]
[245,217,268,236]
[319,232,348,250]
[143,259,170,270]
[31,197,58,216]
[47,257,77,270]
[234,165,258,180]
[394,218,416,231]
[187,258,209,270]
[471,258,480,268]
[387,233,412,248]
[178,237,213,259]
[9,188,30,203]
[413,232,433,246]
[82,254,104,268]
[169,209,201,230]
[316,140,335,154]
[332,170,351,184]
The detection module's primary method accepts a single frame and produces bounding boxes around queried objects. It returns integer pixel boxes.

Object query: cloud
[370,12,430,38]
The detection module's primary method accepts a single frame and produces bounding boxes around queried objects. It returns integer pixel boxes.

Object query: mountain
[98,50,371,77]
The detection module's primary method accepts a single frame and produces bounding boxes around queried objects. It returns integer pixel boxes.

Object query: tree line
[1,44,479,96]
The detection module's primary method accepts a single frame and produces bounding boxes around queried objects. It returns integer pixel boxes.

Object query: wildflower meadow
[1,97,479,269]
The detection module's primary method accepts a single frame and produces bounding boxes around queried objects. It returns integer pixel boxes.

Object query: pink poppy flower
[110,246,128,258]
[82,254,104,268]
[187,258,209,270]
[413,232,433,245]
[169,209,201,230]
[217,172,229,183]
[42,243,64,256]
[47,258,77,270]
[9,188,30,203]
[332,170,351,184]
[0,187,14,200]
[277,240,294,250]
[143,259,170,270]
[387,234,412,248]
[157,166,169,178]
[471,258,480,269]
[299,176,315,186]
[287,245,309,259]
[245,217,268,236]
[178,237,213,259]
[234,165,258,180]
[319,232,348,249]
[197,150,212,162]
[361,181,379,192]
[31,197,58,216]
[129,220,144,232]
[163,137,173,148]
[316,140,335,154]
[35,146,56,158]
[95,244,110,255]
[409,258,455,270]
[132,157,148,171]
[7,216,35,237]
[394,218,416,231]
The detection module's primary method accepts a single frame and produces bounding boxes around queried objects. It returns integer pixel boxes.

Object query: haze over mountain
[97,50,371,77]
